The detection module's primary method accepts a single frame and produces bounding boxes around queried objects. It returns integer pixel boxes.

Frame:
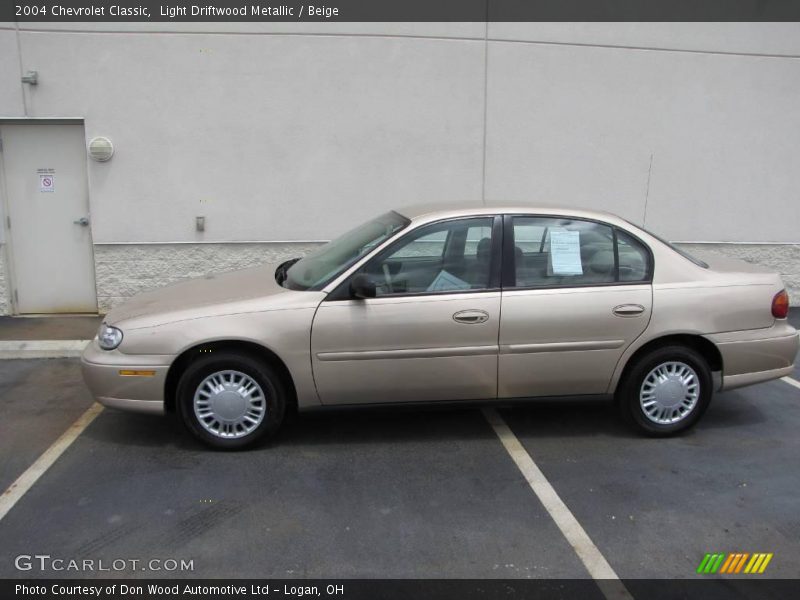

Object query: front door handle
[73,217,90,226]
[453,309,489,324]
[613,304,645,317]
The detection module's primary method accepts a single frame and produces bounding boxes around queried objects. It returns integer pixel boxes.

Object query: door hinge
[0,135,3,152]
[14,289,19,304]
[6,216,9,229]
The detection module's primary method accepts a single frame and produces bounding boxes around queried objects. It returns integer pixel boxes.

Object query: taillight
[771,289,789,319]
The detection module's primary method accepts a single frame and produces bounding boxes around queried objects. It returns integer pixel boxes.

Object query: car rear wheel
[177,351,286,449]
[617,345,712,436]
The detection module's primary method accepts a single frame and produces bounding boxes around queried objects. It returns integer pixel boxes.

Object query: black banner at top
[3,0,800,22]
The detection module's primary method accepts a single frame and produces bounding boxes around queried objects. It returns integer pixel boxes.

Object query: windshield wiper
[275,258,301,287]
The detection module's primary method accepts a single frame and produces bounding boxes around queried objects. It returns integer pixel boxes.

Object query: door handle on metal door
[73,217,90,226]
[453,309,489,324]
[613,304,645,317]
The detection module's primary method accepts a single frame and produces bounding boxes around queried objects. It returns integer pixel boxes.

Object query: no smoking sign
[40,174,54,193]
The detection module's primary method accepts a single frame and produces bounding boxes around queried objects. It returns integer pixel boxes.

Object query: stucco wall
[88,241,800,314]
[676,243,800,305]
[0,244,9,315]
[93,242,321,313]
[1,240,794,315]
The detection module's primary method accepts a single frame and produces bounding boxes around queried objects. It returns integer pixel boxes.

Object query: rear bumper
[81,339,171,414]
[705,322,799,391]
[722,365,794,392]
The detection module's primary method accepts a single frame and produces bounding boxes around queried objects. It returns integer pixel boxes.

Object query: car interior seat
[466,237,492,287]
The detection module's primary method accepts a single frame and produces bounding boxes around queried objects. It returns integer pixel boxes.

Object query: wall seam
[12,21,27,116]
[642,153,654,228]
[7,28,800,60]
[480,17,489,205]
[488,37,800,60]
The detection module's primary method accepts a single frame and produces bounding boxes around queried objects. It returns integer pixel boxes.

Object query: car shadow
[495,399,635,439]
[85,404,500,451]
[83,410,202,450]
[698,391,770,430]
[83,398,610,450]
[83,391,772,451]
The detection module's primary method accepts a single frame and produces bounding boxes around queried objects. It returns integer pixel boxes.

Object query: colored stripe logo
[697,552,773,574]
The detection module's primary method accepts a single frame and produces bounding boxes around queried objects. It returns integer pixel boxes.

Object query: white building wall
[1,22,799,311]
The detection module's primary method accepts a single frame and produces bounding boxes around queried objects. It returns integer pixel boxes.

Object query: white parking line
[781,376,800,391]
[0,403,104,522]
[482,408,633,600]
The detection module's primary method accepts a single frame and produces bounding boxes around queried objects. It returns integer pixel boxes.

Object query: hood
[104,263,293,328]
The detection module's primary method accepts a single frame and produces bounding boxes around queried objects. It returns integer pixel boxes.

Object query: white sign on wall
[37,168,56,193]
[39,174,55,192]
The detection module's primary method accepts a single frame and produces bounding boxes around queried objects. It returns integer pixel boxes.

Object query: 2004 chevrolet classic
[81,204,798,448]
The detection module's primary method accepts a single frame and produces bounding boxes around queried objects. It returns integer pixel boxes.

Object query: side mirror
[350,274,376,299]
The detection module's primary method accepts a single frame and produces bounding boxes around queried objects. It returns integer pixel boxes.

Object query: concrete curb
[0,340,90,359]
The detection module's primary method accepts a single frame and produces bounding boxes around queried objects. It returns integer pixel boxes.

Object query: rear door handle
[453,309,489,324]
[613,304,645,317]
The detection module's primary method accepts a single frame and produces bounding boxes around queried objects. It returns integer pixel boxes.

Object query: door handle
[73,217,90,226]
[453,309,489,324]
[613,304,645,317]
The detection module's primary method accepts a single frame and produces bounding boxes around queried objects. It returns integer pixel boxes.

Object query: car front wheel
[617,345,712,436]
[177,351,286,449]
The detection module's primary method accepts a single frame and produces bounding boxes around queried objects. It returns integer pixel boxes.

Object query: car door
[311,215,502,405]
[498,215,653,398]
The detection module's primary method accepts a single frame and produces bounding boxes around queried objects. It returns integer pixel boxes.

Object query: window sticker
[427,270,472,292]
[549,230,583,275]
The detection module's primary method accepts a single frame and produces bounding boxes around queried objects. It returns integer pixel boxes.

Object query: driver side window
[359,217,495,296]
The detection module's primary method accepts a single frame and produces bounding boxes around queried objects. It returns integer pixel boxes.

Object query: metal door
[0,122,97,313]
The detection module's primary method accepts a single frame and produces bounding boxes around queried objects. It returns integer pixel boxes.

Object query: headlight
[97,323,123,350]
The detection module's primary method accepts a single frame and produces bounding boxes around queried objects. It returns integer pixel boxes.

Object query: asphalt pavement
[0,311,798,584]
[0,360,798,581]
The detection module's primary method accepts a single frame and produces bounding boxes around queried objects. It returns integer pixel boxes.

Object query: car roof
[395,201,625,224]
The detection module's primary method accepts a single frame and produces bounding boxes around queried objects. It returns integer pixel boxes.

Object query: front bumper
[81,339,172,414]
[705,321,799,391]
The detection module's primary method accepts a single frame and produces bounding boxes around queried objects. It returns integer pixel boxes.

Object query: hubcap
[193,370,267,439]
[639,361,700,425]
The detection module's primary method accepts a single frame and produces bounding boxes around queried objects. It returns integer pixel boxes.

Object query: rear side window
[511,217,615,287]
[509,217,652,288]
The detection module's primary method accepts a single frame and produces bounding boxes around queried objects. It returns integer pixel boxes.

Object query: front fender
[119,307,323,409]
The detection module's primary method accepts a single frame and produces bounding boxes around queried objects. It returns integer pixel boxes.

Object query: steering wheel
[382,264,394,294]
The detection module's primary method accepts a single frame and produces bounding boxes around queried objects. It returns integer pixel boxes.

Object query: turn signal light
[771,289,789,319]
[118,370,156,377]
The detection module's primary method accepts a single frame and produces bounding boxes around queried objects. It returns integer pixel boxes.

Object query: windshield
[283,211,410,291]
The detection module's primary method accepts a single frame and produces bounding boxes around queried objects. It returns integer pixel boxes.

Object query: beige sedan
[81,204,798,448]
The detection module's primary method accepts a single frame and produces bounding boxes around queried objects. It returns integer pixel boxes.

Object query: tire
[616,345,712,436]
[177,350,286,449]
